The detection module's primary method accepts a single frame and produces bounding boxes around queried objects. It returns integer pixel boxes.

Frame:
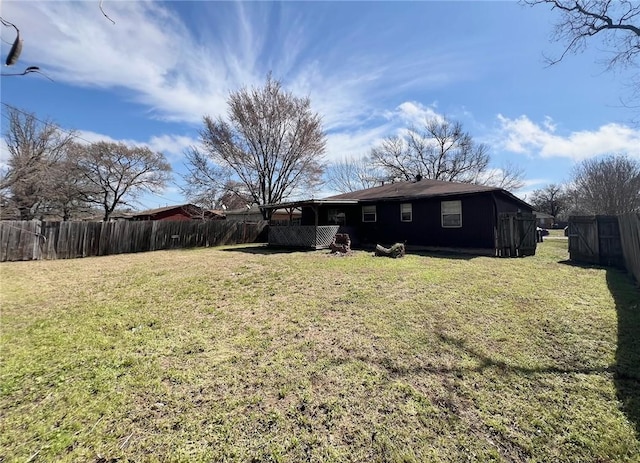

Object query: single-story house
[128,204,224,221]
[225,205,301,224]
[261,178,535,254]
[534,212,555,228]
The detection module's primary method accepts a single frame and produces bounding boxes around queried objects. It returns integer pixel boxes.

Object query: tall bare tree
[46,156,94,221]
[72,141,172,221]
[326,155,386,193]
[568,154,640,215]
[370,116,524,189]
[181,146,227,210]
[475,162,526,191]
[1,107,75,219]
[529,183,570,218]
[217,180,253,210]
[187,75,326,219]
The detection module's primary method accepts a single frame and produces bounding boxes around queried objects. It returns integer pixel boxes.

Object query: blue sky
[2,0,639,210]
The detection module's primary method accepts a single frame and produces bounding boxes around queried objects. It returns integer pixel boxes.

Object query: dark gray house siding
[300,192,531,249]
[266,179,534,252]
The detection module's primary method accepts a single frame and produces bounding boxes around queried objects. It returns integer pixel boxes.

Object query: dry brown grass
[1,240,639,462]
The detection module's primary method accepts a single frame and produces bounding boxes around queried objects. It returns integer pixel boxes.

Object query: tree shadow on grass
[330,333,615,462]
[557,259,608,269]
[221,244,319,255]
[349,333,615,380]
[222,245,482,260]
[407,250,481,261]
[607,268,640,437]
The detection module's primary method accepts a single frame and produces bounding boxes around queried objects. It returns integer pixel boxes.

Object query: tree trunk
[374,243,405,258]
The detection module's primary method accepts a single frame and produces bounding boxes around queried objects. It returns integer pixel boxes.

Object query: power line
[1,102,95,145]
[1,102,185,206]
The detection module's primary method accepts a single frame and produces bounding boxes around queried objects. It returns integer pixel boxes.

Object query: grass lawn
[1,239,639,462]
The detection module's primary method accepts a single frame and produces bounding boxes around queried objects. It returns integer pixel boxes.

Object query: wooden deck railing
[268,225,339,249]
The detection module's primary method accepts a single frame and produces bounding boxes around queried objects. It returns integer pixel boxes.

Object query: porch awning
[259,199,359,211]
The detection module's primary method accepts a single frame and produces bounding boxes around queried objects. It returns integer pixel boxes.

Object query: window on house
[328,208,346,225]
[441,200,462,228]
[400,203,412,222]
[362,205,376,222]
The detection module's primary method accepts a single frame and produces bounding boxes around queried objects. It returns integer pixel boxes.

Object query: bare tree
[180,148,252,211]
[72,141,172,221]
[326,155,386,193]
[189,75,326,219]
[1,107,75,219]
[217,180,253,210]
[471,161,526,191]
[370,116,524,189]
[568,154,640,215]
[524,1,640,109]
[46,156,94,221]
[529,183,570,218]
[523,0,640,67]
[181,146,227,210]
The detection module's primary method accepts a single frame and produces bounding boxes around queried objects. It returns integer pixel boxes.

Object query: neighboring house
[225,205,300,224]
[224,205,263,222]
[128,204,224,221]
[262,178,534,253]
[534,212,555,229]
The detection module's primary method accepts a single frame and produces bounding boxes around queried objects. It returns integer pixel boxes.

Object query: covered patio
[260,199,358,249]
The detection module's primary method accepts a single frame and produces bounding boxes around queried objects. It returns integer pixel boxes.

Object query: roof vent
[415,174,423,182]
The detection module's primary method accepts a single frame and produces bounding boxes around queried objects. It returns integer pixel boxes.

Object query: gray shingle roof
[326,179,500,201]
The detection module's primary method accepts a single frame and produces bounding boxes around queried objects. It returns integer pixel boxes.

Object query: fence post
[33,220,42,260]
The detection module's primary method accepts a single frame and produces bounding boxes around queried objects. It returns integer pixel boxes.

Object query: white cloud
[496,115,640,161]
[323,101,450,161]
[0,139,9,171]
[75,130,120,144]
[146,135,200,160]
[325,128,385,163]
[75,130,199,160]
[2,1,473,130]
[394,101,441,126]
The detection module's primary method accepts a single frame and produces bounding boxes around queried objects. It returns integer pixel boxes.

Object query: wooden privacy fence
[568,214,640,283]
[618,214,640,284]
[0,220,268,262]
[568,216,624,267]
[495,212,537,257]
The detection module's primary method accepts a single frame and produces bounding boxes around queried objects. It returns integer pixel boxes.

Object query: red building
[129,204,224,221]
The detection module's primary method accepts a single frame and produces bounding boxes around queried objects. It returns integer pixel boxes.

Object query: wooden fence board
[569,216,600,264]
[597,216,624,267]
[0,220,267,262]
[569,216,626,267]
[496,213,537,257]
[569,215,640,284]
[618,213,640,284]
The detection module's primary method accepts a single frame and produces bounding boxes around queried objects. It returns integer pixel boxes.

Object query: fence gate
[597,216,624,267]
[568,216,599,264]
[496,213,537,257]
[568,216,624,267]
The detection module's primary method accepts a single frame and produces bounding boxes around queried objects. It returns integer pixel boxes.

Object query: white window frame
[441,200,462,228]
[400,203,412,222]
[362,205,377,223]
